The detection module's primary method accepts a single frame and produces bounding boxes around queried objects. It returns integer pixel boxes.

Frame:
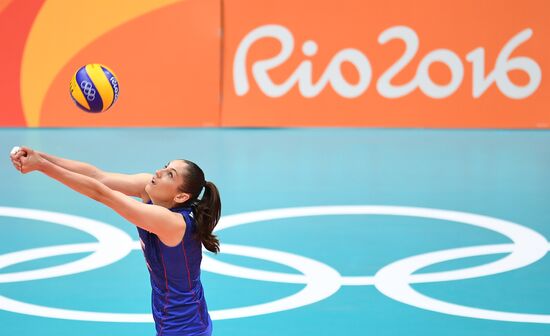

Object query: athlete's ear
[174,192,190,204]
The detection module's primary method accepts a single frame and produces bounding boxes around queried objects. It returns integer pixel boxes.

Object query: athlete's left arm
[16,147,183,238]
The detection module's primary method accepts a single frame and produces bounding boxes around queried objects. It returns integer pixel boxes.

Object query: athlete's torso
[137,205,212,336]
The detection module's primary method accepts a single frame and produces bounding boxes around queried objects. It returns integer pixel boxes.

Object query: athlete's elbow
[88,189,105,203]
[89,184,112,204]
[90,167,106,181]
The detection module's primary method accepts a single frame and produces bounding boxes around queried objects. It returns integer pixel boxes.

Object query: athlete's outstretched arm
[12,147,183,239]
[11,147,151,199]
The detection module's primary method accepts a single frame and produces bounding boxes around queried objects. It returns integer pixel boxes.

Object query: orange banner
[221,0,549,128]
[0,0,220,127]
[1,0,548,128]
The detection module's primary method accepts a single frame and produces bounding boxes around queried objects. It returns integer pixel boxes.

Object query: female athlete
[10,146,219,336]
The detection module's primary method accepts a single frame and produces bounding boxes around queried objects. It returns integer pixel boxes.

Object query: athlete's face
[145,160,190,207]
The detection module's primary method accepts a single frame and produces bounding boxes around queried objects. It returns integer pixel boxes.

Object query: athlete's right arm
[36,151,152,199]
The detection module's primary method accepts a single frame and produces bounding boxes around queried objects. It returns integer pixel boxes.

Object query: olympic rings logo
[80,81,96,101]
[0,206,549,324]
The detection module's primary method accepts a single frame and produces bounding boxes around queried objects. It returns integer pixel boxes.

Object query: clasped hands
[9,146,44,174]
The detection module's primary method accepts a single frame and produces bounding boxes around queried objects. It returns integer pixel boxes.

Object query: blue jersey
[138,205,212,336]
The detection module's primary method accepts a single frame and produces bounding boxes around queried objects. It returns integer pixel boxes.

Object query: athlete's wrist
[36,156,50,172]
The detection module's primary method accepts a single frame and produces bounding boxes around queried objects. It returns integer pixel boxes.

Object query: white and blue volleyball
[69,64,120,113]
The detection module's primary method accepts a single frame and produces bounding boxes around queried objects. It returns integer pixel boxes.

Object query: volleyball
[69,64,120,113]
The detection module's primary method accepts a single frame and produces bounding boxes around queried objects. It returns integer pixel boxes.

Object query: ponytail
[194,181,221,253]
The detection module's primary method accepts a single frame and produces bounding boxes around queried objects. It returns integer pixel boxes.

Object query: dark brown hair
[177,159,221,253]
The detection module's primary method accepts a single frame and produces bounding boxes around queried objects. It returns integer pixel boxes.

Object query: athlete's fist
[14,146,43,174]
[9,145,27,172]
